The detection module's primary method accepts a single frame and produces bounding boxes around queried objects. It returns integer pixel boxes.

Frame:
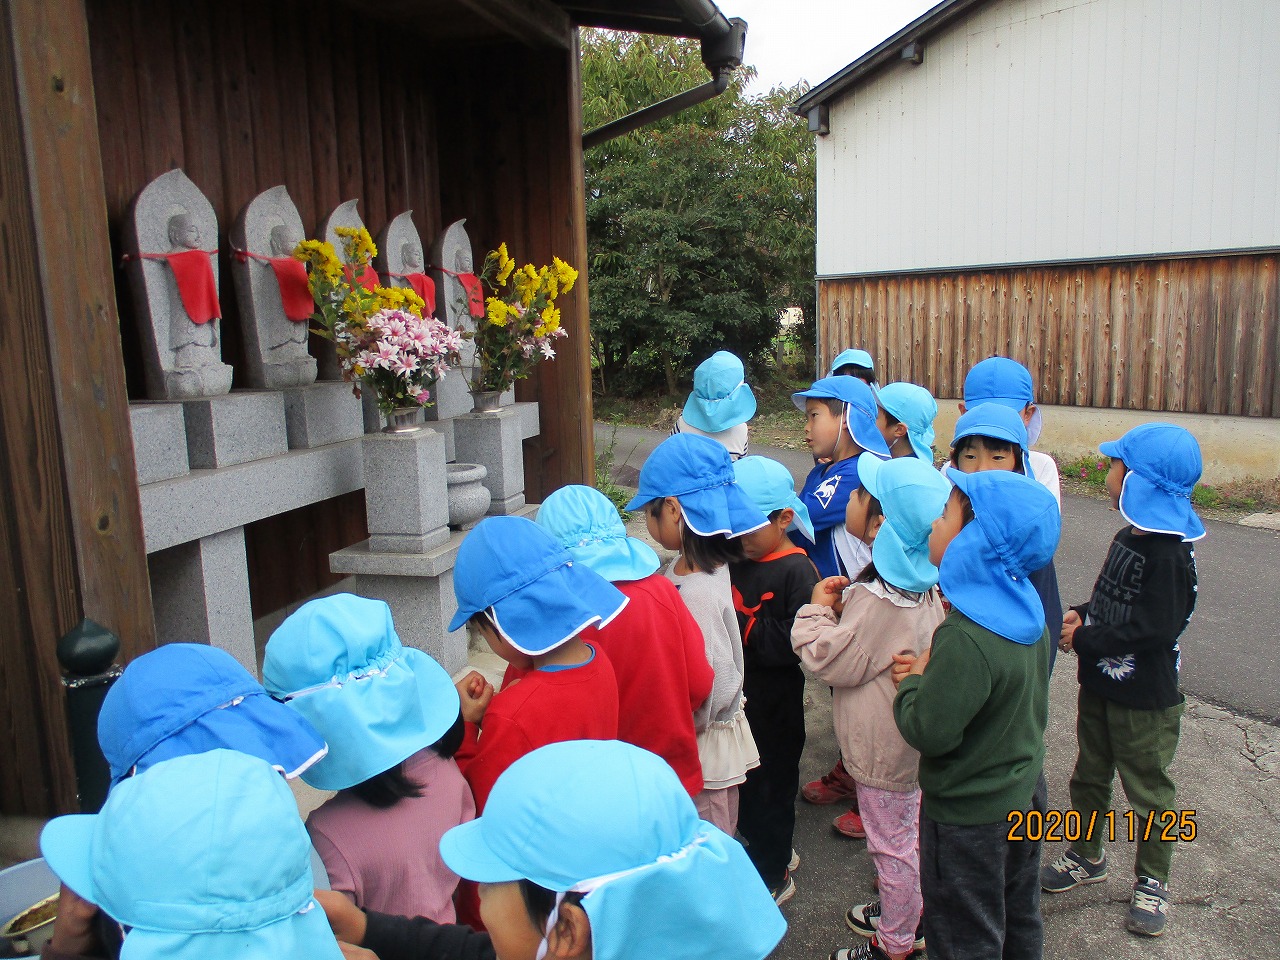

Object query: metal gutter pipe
[583,66,733,149]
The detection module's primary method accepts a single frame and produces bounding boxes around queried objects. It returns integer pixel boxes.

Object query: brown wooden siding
[819,253,1280,417]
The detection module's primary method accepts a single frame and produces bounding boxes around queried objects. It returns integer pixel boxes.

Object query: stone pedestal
[148,527,257,674]
[452,407,526,515]
[129,403,189,485]
[283,381,365,449]
[362,427,450,553]
[183,391,288,469]
[330,532,467,672]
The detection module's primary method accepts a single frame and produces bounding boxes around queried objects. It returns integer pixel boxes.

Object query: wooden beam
[455,0,573,49]
[0,0,155,815]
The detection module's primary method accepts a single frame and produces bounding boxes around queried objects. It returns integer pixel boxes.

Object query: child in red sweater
[536,484,714,797]
[449,515,626,811]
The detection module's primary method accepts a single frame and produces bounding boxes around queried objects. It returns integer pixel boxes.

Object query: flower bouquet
[471,242,576,393]
[294,227,463,419]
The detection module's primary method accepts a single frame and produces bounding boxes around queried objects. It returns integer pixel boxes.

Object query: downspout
[582,5,747,149]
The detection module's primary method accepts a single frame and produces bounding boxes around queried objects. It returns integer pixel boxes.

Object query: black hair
[834,364,876,384]
[952,486,976,524]
[347,761,424,809]
[469,609,495,633]
[854,486,884,525]
[644,497,745,573]
[815,396,845,417]
[519,879,586,927]
[767,508,785,523]
[431,710,465,760]
[950,434,1025,473]
[881,408,901,428]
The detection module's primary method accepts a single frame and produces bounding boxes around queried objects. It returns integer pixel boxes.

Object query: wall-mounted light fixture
[900,41,924,64]
[807,103,830,136]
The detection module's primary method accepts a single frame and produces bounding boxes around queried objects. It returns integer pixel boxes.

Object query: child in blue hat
[893,469,1060,960]
[448,516,626,814]
[830,347,878,386]
[1041,424,1203,938]
[793,456,950,960]
[625,433,768,835]
[727,456,820,903]
[949,402,1064,671]
[875,383,938,462]
[536,484,714,799]
[263,594,474,924]
[439,739,786,960]
[39,750,346,960]
[671,350,756,460]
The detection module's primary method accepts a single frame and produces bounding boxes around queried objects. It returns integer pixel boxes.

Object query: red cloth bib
[268,257,315,321]
[403,272,436,308]
[455,273,484,319]
[164,249,221,324]
[344,264,380,292]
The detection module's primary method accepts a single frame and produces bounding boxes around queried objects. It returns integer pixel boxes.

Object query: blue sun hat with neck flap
[941,469,1061,644]
[97,642,328,788]
[1099,423,1205,541]
[732,455,815,542]
[964,356,1043,445]
[440,740,786,960]
[876,382,938,462]
[262,594,460,791]
[624,433,769,538]
[537,484,661,583]
[829,348,875,379]
[857,454,951,593]
[40,750,343,960]
[792,376,891,458]
[681,351,757,434]
[449,516,629,654]
[951,402,1030,474]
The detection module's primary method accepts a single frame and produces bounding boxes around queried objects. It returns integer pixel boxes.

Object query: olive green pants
[1068,687,1184,884]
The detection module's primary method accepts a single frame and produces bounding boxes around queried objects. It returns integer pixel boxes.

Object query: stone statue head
[269,224,301,259]
[167,213,201,251]
[401,241,424,271]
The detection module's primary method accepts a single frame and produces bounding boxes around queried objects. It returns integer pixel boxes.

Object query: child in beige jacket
[792,456,951,960]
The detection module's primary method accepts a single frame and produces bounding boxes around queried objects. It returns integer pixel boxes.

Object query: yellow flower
[335,226,377,265]
[495,243,515,285]
[538,304,561,335]
[486,297,509,327]
[553,256,578,293]
[538,266,558,300]
[513,264,541,307]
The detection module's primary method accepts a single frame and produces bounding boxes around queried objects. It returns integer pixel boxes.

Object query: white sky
[719,0,940,94]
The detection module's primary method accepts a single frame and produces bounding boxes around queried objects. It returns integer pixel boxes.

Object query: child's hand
[49,884,103,954]
[340,944,380,959]
[1060,610,1081,653]
[455,670,495,724]
[890,653,916,687]
[317,890,367,946]
[811,576,850,610]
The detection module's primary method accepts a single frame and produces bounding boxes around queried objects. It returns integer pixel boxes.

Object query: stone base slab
[183,390,288,469]
[129,402,189,485]
[452,407,525,506]
[362,427,450,554]
[283,381,365,449]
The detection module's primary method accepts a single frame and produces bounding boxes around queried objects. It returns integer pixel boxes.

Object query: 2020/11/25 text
[1006,809,1197,843]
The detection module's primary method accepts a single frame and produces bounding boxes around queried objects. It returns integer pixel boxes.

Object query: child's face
[804,399,844,461]
[1105,458,1127,509]
[954,437,1018,474]
[876,407,909,456]
[478,882,544,960]
[844,487,883,544]
[644,497,684,552]
[738,510,790,560]
[929,489,969,566]
[477,620,535,671]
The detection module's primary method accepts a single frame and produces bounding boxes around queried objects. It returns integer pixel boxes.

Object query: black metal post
[56,619,121,813]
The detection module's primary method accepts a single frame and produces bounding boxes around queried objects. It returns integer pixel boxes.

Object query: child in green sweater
[892,469,1059,960]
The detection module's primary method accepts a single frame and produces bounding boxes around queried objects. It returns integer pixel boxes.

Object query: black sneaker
[844,900,925,951]
[829,935,922,960]
[1040,849,1108,892]
[1127,877,1169,937]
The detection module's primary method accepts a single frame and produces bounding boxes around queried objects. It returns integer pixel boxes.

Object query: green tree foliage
[582,30,815,396]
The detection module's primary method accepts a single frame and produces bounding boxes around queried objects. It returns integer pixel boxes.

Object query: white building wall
[815,0,1280,276]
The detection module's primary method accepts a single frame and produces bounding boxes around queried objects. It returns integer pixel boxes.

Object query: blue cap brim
[128,692,328,786]
[847,405,891,458]
[1117,471,1206,542]
[682,384,756,434]
[439,817,524,885]
[568,537,661,583]
[118,898,345,959]
[40,815,98,904]
[675,484,769,539]
[788,497,815,542]
[461,562,629,654]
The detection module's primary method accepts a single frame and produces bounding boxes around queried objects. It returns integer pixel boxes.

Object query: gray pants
[919,776,1047,960]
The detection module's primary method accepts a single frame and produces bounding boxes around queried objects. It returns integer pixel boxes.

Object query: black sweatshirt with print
[1071,526,1197,710]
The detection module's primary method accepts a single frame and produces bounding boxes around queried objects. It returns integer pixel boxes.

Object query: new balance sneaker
[788,848,801,873]
[802,759,859,805]
[1127,877,1169,937]
[770,870,796,906]
[833,809,866,839]
[1040,849,1108,892]
[829,934,922,960]
[844,899,926,950]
